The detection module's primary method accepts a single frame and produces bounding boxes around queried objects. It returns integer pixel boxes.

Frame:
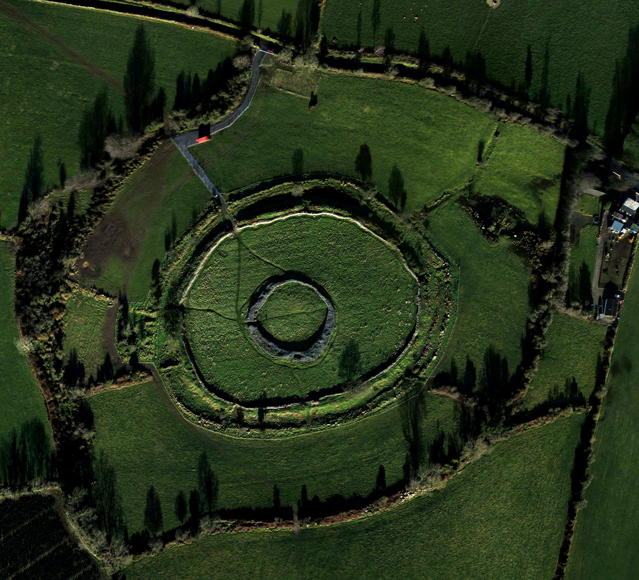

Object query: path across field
[172,49,267,230]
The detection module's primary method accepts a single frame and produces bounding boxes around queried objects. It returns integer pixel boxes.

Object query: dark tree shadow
[388,164,407,209]
[292,148,304,175]
[63,349,86,388]
[355,144,372,183]
[400,390,426,480]
[338,340,362,385]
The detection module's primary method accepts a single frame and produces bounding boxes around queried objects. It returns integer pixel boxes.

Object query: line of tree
[18,136,46,224]
[79,88,117,168]
[604,25,639,155]
[173,57,235,114]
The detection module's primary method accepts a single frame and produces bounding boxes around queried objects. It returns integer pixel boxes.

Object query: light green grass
[79,144,210,301]
[185,214,418,401]
[89,379,459,532]
[258,282,327,343]
[566,265,639,580]
[522,314,606,410]
[475,124,564,224]
[62,291,113,379]
[428,199,530,377]
[193,74,497,209]
[321,0,639,135]
[125,414,582,580]
[0,0,235,228]
[0,242,50,440]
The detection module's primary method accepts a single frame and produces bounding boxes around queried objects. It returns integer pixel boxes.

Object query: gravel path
[172,49,267,230]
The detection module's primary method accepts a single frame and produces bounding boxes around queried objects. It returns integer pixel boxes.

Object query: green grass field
[0,0,235,229]
[428,199,531,378]
[475,124,564,224]
[565,266,639,579]
[321,0,639,135]
[125,414,582,580]
[0,242,50,441]
[193,74,497,209]
[79,143,211,302]
[62,291,113,379]
[89,379,459,532]
[258,282,328,343]
[567,225,598,306]
[522,314,606,411]
[185,214,418,401]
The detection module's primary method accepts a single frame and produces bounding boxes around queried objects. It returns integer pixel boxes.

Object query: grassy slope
[0,0,234,228]
[89,380,458,532]
[125,414,582,580]
[80,144,210,302]
[62,291,112,379]
[193,74,497,209]
[185,215,417,401]
[0,242,50,440]
[428,199,530,375]
[321,0,639,134]
[522,314,606,411]
[475,124,565,224]
[566,266,639,579]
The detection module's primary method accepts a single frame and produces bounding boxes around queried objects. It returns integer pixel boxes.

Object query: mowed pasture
[567,224,598,306]
[0,493,100,580]
[0,242,50,441]
[185,214,418,402]
[62,291,114,380]
[475,124,565,224]
[521,314,607,411]
[0,0,235,228]
[566,267,639,580]
[89,380,460,532]
[321,0,639,134]
[125,415,582,580]
[428,199,531,380]
[80,143,211,302]
[193,73,497,209]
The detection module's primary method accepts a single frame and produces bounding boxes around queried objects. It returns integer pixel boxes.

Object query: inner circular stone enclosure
[246,275,335,362]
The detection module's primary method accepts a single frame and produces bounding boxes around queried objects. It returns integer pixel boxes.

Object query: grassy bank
[125,414,582,580]
[79,143,211,301]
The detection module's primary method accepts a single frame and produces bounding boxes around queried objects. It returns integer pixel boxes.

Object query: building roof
[611,220,624,233]
[621,198,639,214]
[603,298,618,318]
[584,188,606,197]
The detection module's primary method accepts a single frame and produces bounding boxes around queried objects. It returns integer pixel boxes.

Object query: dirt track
[0,0,124,92]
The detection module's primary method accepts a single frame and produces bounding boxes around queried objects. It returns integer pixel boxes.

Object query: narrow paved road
[172,49,267,230]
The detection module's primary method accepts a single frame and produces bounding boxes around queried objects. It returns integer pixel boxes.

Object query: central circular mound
[248,278,334,361]
[183,213,419,405]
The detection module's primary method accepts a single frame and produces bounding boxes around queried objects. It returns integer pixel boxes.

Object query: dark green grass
[321,0,639,135]
[258,282,328,343]
[566,266,639,580]
[125,414,582,580]
[522,314,607,411]
[428,199,531,378]
[0,242,50,441]
[79,144,210,302]
[475,124,564,224]
[89,379,459,532]
[192,74,497,209]
[62,291,112,379]
[185,214,418,401]
[0,0,235,228]
[0,494,100,580]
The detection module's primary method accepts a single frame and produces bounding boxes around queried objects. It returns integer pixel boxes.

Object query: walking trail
[172,49,268,232]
